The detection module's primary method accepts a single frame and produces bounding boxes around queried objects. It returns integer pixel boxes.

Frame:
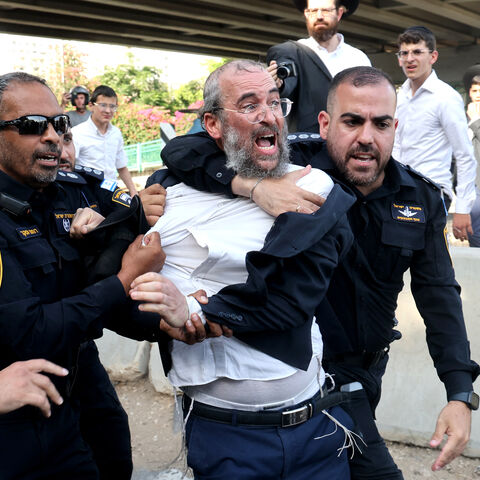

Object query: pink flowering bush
[113,97,203,144]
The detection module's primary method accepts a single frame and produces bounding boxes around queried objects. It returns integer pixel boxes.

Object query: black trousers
[75,342,133,480]
[325,356,404,480]
[0,400,99,480]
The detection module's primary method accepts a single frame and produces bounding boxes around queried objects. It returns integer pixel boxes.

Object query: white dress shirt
[147,165,334,407]
[72,117,128,182]
[298,34,371,78]
[393,70,477,214]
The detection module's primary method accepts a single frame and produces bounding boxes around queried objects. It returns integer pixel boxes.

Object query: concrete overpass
[0,1,478,83]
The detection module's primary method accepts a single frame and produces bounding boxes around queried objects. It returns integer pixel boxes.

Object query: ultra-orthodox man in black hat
[266,0,371,132]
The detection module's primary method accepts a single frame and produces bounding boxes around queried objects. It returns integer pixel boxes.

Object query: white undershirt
[147,165,334,406]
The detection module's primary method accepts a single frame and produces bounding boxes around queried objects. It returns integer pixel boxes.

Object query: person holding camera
[267,0,370,132]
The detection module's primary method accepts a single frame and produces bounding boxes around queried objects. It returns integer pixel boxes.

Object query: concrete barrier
[96,330,150,381]
[376,246,480,457]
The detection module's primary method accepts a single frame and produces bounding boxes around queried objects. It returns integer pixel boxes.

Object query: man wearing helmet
[61,85,91,127]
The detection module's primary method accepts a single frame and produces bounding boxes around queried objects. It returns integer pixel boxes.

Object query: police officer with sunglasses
[0,72,166,479]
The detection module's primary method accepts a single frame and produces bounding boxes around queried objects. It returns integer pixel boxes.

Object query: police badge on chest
[53,212,76,234]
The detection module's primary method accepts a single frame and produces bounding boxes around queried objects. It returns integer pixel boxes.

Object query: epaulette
[74,165,104,181]
[400,164,441,191]
[287,132,324,145]
[56,170,87,185]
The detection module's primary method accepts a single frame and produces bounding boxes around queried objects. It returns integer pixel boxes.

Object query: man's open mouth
[36,153,59,166]
[255,133,276,152]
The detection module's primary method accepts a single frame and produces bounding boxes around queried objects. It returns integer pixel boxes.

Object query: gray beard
[223,125,291,179]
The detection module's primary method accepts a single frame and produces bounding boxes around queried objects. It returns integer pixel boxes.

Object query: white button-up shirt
[393,71,477,214]
[298,34,371,78]
[72,117,128,182]
[147,165,334,395]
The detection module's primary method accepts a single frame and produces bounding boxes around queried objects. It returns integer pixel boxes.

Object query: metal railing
[124,138,165,173]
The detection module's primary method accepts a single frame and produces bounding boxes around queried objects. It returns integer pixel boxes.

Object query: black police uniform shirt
[157,131,479,399]
[0,167,145,402]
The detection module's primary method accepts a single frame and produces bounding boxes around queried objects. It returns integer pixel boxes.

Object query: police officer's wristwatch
[449,391,480,410]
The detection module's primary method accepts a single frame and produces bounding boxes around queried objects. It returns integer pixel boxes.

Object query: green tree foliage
[170,79,203,111]
[98,56,171,107]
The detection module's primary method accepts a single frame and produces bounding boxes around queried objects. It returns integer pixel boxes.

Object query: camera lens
[277,65,291,80]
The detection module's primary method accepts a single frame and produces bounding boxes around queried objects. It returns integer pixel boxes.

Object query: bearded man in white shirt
[393,26,477,242]
[129,60,359,479]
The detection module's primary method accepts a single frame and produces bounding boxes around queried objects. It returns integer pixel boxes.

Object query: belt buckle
[281,403,312,427]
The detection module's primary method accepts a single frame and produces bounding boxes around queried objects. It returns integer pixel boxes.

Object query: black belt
[327,347,389,369]
[183,388,347,428]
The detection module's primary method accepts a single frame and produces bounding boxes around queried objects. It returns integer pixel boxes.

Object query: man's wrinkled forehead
[219,69,278,105]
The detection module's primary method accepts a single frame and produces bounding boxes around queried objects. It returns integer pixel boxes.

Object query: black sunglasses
[0,114,70,136]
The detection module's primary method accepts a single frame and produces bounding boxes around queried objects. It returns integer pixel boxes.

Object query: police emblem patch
[54,212,75,234]
[112,188,132,207]
[391,202,425,223]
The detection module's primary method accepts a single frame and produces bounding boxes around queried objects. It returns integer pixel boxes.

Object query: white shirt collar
[86,115,112,136]
[402,70,438,97]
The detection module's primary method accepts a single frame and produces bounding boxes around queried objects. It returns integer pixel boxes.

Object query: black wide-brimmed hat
[463,64,480,92]
[293,0,359,17]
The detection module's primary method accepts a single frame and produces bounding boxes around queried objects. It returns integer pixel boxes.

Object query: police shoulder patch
[287,132,323,145]
[75,165,104,181]
[16,226,42,240]
[391,202,426,223]
[56,170,86,184]
[401,164,440,191]
[112,188,131,207]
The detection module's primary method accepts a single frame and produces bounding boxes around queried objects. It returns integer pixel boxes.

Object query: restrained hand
[452,213,473,241]
[117,232,165,293]
[429,401,471,471]
[138,184,167,227]
[0,360,68,417]
[189,289,233,338]
[245,166,325,217]
[130,272,187,327]
[70,207,105,238]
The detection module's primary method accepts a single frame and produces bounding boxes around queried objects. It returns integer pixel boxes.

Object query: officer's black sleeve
[160,132,327,195]
[201,185,355,332]
[410,197,480,398]
[0,246,128,360]
[161,132,235,197]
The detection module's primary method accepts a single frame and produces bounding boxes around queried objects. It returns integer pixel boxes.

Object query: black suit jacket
[267,40,332,133]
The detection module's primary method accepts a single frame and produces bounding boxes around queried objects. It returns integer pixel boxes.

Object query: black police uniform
[61,166,137,480]
[0,168,158,479]
[155,132,479,480]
